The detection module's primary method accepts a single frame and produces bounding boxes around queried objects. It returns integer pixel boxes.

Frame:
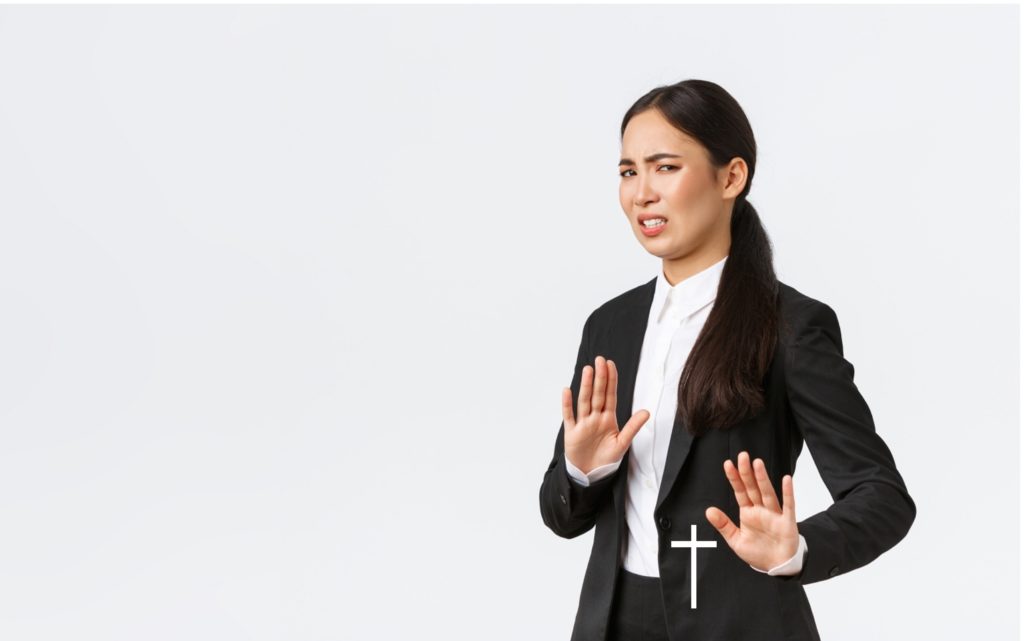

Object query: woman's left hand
[705,451,799,572]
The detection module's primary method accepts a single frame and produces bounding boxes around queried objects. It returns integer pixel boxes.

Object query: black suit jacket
[539,278,916,641]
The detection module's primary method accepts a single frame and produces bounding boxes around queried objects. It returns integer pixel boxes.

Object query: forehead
[621,111,701,152]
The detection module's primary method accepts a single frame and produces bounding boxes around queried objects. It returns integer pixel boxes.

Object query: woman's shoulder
[585,276,658,325]
[777,279,831,315]
[777,280,843,348]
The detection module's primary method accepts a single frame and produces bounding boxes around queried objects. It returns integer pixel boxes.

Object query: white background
[0,4,1017,640]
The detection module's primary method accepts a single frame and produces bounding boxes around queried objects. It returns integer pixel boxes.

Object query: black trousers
[607,569,671,641]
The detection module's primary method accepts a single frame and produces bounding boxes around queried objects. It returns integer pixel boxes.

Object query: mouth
[634,212,667,226]
[637,214,668,236]
[639,217,667,228]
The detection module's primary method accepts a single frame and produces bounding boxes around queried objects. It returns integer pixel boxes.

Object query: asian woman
[538,78,916,641]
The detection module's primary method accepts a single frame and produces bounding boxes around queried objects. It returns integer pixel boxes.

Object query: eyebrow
[618,152,683,167]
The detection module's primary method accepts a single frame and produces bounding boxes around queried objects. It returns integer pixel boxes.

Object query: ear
[721,157,748,199]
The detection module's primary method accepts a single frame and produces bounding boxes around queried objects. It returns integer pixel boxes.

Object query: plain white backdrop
[0,4,1017,640]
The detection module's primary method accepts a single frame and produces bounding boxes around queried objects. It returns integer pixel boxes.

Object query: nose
[632,173,658,208]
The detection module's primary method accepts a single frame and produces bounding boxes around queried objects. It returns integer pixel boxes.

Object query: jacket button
[828,565,839,577]
[658,516,672,531]
[560,494,567,505]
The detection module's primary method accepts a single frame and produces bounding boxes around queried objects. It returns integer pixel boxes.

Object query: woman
[538,79,916,641]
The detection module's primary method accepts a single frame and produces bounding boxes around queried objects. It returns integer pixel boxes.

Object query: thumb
[705,506,739,544]
[618,409,651,446]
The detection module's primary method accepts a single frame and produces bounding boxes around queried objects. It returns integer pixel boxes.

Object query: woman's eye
[620,165,677,178]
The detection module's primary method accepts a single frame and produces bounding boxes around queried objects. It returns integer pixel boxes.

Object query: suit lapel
[608,275,698,514]
[655,403,695,512]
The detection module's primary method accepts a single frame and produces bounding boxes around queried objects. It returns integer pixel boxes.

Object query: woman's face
[618,109,744,267]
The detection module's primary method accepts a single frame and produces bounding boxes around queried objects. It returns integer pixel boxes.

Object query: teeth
[642,218,666,228]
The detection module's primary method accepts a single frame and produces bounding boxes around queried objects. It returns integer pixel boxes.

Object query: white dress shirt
[565,255,808,577]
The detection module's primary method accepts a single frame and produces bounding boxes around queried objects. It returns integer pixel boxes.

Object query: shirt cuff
[564,454,623,486]
[749,534,808,576]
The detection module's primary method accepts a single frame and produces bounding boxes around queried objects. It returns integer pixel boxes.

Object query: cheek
[664,168,712,203]
[665,179,700,205]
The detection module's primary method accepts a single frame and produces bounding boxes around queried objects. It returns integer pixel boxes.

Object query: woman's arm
[539,311,621,538]
[782,299,917,584]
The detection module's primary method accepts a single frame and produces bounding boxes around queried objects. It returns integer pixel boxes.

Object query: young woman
[538,79,916,641]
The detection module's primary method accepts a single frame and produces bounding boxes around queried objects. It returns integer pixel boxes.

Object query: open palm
[562,355,650,475]
[705,451,799,572]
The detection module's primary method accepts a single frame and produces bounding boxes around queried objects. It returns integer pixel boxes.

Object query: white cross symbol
[670,523,718,609]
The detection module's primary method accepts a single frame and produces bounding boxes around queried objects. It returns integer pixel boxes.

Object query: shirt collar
[651,255,728,325]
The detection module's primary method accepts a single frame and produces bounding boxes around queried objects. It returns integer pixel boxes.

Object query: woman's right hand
[562,355,650,475]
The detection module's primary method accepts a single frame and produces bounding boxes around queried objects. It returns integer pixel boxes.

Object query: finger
[737,451,763,507]
[705,507,739,544]
[782,474,796,521]
[617,409,650,448]
[578,364,592,418]
[753,458,781,513]
[591,356,606,413]
[561,387,576,431]
[723,459,753,508]
[605,359,618,417]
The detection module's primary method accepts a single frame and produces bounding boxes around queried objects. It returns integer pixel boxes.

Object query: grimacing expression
[618,110,736,261]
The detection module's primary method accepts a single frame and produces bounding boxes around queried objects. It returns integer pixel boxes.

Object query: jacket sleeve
[782,300,916,585]
[539,310,622,539]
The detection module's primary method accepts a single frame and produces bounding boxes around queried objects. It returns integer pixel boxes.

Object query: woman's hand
[562,355,650,475]
[705,451,800,572]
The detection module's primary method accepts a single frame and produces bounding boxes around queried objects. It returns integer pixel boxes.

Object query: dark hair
[620,79,779,436]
